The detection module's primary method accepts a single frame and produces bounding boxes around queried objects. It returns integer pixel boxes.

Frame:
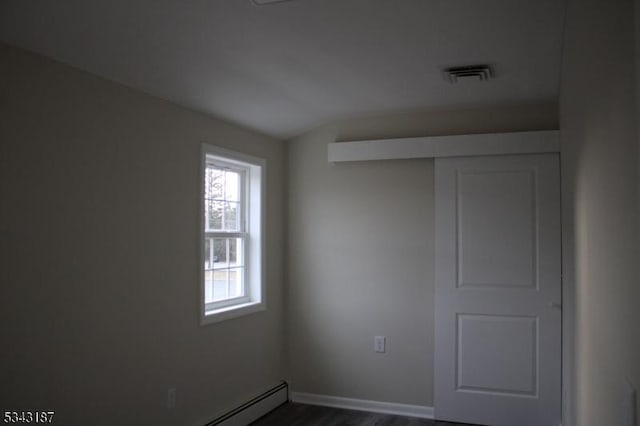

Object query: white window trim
[200,143,266,325]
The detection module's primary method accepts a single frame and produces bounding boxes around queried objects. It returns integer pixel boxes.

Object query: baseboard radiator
[205,381,288,426]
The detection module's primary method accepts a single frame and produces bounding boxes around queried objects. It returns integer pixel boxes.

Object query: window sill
[201,300,265,325]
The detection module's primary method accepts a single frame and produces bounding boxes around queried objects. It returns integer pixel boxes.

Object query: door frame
[324,130,572,426]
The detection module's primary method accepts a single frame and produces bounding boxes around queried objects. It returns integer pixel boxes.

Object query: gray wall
[285,104,557,406]
[0,43,285,426]
[560,0,640,424]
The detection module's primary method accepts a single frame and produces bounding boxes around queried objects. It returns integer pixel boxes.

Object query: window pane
[205,267,245,304]
[205,167,241,232]
[212,269,228,302]
[206,238,245,303]
[205,168,224,200]
[224,201,239,231]
[213,238,226,265]
[212,238,244,268]
[228,238,243,266]
[225,171,240,201]
[228,268,244,298]
[205,200,224,231]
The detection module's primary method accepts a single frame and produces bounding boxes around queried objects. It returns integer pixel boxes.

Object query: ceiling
[0,0,566,139]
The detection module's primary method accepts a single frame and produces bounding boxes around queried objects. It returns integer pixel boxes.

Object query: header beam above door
[328,130,559,163]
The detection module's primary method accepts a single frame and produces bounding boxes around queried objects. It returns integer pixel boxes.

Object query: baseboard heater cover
[205,381,288,426]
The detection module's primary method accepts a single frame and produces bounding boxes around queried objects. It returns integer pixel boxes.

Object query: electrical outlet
[374,336,386,353]
[623,379,636,426]
[167,387,176,409]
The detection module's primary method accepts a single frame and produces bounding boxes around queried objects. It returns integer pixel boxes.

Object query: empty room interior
[1,0,639,425]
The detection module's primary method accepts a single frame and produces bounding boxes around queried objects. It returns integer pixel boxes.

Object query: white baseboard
[290,391,434,419]
[204,382,288,426]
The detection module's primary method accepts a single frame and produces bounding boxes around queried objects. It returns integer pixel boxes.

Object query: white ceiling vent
[443,65,493,83]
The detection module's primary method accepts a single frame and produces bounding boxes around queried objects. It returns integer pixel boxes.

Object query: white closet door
[434,154,561,426]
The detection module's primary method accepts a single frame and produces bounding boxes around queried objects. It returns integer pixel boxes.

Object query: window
[201,144,265,324]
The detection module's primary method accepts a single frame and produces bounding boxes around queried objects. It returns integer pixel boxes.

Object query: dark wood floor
[250,402,479,426]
